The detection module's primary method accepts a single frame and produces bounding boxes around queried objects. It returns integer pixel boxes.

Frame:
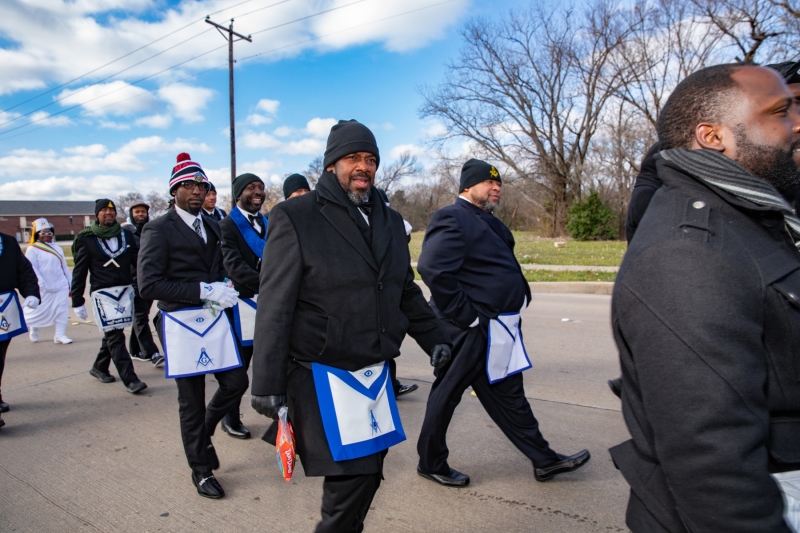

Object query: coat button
[692,201,706,209]
[378,282,383,290]
[380,326,385,333]
[788,292,799,304]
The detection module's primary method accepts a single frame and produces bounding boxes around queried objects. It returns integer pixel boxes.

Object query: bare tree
[305,156,324,188]
[375,151,422,195]
[420,1,632,236]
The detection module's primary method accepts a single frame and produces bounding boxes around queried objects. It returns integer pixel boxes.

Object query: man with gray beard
[416,159,590,487]
[250,120,451,532]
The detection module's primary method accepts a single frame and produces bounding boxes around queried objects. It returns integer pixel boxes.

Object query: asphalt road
[0,291,630,533]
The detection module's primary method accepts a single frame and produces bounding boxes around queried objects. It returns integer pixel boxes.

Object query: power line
[0,0,262,115]
[0,0,455,141]
[250,0,368,36]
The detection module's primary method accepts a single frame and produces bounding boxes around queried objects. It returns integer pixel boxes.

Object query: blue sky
[0,0,521,201]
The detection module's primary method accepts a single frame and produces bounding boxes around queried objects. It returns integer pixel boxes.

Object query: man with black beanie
[416,159,590,488]
[72,199,147,394]
[283,173,311,199]
[250,119,452,532]
[122,202,164,367]
[218,172,268,439]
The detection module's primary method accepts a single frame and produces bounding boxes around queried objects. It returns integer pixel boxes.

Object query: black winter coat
[219,211,262,298]
[625,141,663,243]
[611,157,800,533]
[71,229,137,307]
[250,186,449,397]
[137,210,226,312]
[0,233,40,300]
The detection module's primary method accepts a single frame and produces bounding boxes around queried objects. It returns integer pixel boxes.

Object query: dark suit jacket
[0,233,40,300]
[138,209,226,311]
[417,198,530,328]
[250,189,448,396]
[219,211,262,298]
[71,228,137,308]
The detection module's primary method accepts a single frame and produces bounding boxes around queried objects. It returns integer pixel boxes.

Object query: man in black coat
[416,159,591,487]
[611,64,800,532]
[122,201,163,367]
[0,232,41,428]
[218,172,268,440]
[71,199,146,395]
[249,120,452,533]
[138,153,248,499]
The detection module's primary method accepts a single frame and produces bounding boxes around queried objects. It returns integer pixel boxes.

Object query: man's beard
[734,127,800,190]
[479,199,499,213]
[341,171,372,206]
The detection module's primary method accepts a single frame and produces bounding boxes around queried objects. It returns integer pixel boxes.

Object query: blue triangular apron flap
[229,207,267,258]
[160,307,242,379]
[0,291,27,342]
[311,361,406,462]
[90,285,135,333]
[232,296,257,346]
[486,311,532,384]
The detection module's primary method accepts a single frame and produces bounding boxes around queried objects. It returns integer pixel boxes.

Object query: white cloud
[241,132,281,149]
[422,122,448,137]
[29,111,72,127]
[273,125,294,137]
[281,138,326,155]
[382,122,395,131]
[0,111,22,129]
[135,113,172,128]
[63,144,107,157]
[99,119,131,130]
[157,84,213,123]
[57,81,158,116]
[389,143,428,159]
[246,114,273,126]
[255,99,280,115]
[118,136,211,155]
[0,175,134,200]
[306,117,337,138]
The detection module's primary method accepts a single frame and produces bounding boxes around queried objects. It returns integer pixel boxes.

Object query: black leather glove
[251,394,286,420]
[429,344,452,368]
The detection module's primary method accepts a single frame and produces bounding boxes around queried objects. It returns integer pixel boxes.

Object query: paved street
[0,290,630,533]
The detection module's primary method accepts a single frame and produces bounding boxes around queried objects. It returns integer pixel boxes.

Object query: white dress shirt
[175,205,207,243]
[236,206,263,234]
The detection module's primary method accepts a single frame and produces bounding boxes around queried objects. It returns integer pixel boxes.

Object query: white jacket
[25,243,70,294]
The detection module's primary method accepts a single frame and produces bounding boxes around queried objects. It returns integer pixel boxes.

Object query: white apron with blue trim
[232,295,257,347]
[486,309,532,384]
[0,291,27,342]
[90,285,134,333]
[774,471,800,532]
[311,361,406,462]
[160,307,242,378]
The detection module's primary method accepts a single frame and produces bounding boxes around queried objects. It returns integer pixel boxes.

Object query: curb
[528,281,614,295]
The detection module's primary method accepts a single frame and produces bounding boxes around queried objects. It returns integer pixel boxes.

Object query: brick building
[0,201,95,242]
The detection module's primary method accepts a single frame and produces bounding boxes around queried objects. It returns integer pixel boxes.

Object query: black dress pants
[128,291,159,358]
[92,329,139,386]
[175,367,249,474]
[417,319,559,474]
[316,471,383,533]
[0,339,9,401]
[223,343,252,426]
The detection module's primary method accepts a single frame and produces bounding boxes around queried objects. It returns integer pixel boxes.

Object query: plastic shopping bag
[276,406,296,482]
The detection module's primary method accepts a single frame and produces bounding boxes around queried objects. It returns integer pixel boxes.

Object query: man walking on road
[610,64,800,532]
[72,199,146,395]
[250,120,452,532]
[416,159,590,487]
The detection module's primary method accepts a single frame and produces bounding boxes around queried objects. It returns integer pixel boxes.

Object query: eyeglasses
[179,181,210,192]
[39,231,54,236]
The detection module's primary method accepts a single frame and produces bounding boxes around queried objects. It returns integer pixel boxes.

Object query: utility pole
[205,16,252,183]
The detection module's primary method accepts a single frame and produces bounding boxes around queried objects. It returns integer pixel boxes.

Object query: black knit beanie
[767,60,800,84]
[283,173,311,199]
[232,173,264,201]
[323,120,380,170]
[207,181,217,194]
[459,159,502,192]
[95,198,116,217]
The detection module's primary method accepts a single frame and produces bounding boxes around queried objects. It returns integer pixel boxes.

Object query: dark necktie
[192,218,204,242]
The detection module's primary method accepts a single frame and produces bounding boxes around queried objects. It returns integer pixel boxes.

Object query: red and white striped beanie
[169,152,208,193]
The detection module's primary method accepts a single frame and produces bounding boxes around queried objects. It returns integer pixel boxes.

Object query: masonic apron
[232,295,257,346]
[486,308,532,384]
[90,285,135,333]
[311,361,406,462]
[160,306,242,378]
[0,291,27,342]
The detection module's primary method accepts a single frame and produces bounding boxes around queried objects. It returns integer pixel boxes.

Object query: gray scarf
[661,148,800,248]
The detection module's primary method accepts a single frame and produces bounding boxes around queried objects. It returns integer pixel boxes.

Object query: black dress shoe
[0,416,5,428]
[221,418,251,439]
[151,354,165,368]
[89,368,115,383]
[607,377,622,398]
[395,383,419,398]
[0,401,9,413]
[126,380,147,394]
[417,466,470,487]
[191,472,225,499]
[534,450,591,482]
